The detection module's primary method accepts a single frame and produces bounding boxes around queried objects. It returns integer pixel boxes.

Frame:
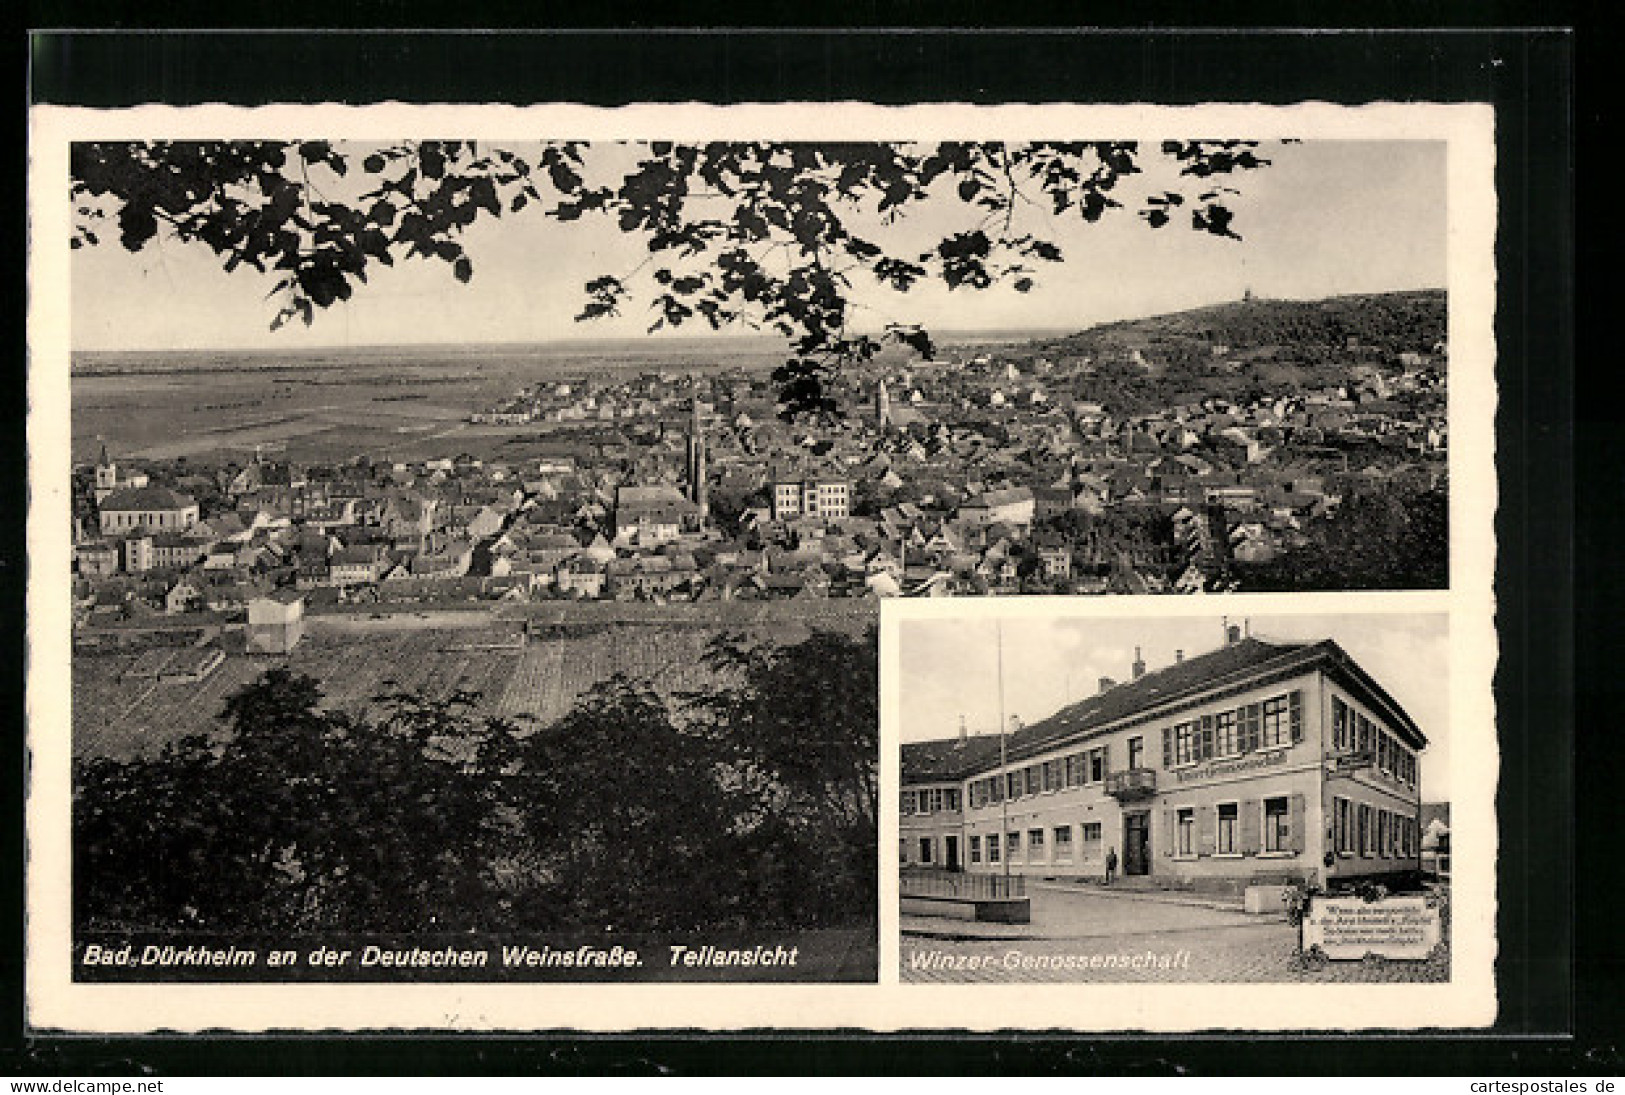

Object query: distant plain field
[66,334,1017,465]
[69,338,795,464]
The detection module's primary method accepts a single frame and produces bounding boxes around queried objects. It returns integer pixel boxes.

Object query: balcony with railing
[1105,767,1158,801]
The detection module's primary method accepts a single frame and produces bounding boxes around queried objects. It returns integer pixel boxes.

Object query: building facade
[771,478,851,522]
[900,634,1427,894]
[97,485,200,536]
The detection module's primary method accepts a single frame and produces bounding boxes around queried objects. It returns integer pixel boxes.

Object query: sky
[896,611,1454,801]
[69,139,1448,352]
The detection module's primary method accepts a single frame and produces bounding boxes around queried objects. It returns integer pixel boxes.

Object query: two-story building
[900,631,1427,894]
[899,731,1003,872]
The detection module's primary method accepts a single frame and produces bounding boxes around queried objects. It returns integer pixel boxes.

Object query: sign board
[1172,748,1288,784]
[1301,896,1442,960]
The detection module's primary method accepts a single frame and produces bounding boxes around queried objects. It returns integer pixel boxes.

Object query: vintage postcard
[27,100,1495,1030]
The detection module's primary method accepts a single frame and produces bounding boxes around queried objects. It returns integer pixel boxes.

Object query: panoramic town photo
[63,137,1449,982]
[896,609,1453,984]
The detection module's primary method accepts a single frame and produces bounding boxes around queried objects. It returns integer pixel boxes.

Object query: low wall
[901,894,1031,924]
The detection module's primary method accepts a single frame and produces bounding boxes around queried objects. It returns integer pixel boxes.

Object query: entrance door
[1124,813,1151,876]
[944,835,961,872]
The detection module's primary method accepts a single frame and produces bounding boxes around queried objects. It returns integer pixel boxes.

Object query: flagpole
[997,616,1010,887]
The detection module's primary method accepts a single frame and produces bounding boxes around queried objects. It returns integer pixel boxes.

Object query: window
[1043,759,1063,792]
[1358,803,1373,856]
[900,838,909,863]
[1066,753,1086,787]
[969,835,982,863]
[970,782,986,810]
[1357,714,1374,755]
[1006,772,1021,800]
[1174,721,1198,766]
[1217,803,1239,854]
[1261,696,1291,748]
[1241,703,1262,752]
[1025,766,1042,797]
[1335,797,1354,855]
[1053,826,1074,859]
[1377,810,1390,857]
[989,776,1004,804]
[1007,832,1021,859]
[1214,711,1239,757]
[1090,748,1106,783]
[918,838,933,864]
[944,788,961,812]
[987,833,1001,862]
[1264,797,1291,853]
[1082,821,1103,843]
[1378,734,1392,775]
[900,790,914,814]
[1177,808,1196,856]
[1128,736,1144,770]
[1333,696,1352,751]
[1028,828,1046,859]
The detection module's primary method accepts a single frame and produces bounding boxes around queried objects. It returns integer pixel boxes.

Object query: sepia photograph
[896,607,1453,984]
[27,98,1498,1031]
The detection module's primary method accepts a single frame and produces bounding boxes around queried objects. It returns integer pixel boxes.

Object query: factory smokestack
[1132,646,1146,680]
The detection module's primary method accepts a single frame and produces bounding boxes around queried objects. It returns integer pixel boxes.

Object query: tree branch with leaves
[72,138,1277,418]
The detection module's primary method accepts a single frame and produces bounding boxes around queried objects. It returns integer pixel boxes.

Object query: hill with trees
[1014,289,1446,413]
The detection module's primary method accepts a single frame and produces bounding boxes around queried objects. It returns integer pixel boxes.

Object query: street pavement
[900,883,1449,983]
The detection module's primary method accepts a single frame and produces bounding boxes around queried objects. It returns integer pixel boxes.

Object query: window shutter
[1290,690,1303,742]
[1199,714,1215,760]
[1198,806,1216,857]
[1162,727,1173,768]
[1289,793,1307,854]
[1100,742,1111,774]
[1240,798,1261,855]
[1164,810,1176,857]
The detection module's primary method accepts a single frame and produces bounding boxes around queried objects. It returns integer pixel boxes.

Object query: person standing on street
[1105,847,1118,885]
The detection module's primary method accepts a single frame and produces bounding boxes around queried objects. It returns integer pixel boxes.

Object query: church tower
[687,393,709,521]
[876,377,892,430]
[94,440,118,503]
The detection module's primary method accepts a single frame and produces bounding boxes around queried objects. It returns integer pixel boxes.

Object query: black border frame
[13,27,1588,1076]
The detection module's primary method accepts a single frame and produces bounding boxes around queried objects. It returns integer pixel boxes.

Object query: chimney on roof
[1009,715,1023,734]
[1175,649,1184,663]
[1132,646,1146,680]
[1226,624,1243,646]
[1098,676,1116,694]
[958,714,968,743]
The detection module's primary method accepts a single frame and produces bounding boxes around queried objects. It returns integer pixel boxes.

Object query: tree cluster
[1235,479,1449,591]
[74,628,878,935]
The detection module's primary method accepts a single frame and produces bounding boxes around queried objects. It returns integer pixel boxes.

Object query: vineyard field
[74,616,863,761]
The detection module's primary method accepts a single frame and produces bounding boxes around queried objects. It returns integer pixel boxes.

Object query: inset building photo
[895,607,1452,983]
